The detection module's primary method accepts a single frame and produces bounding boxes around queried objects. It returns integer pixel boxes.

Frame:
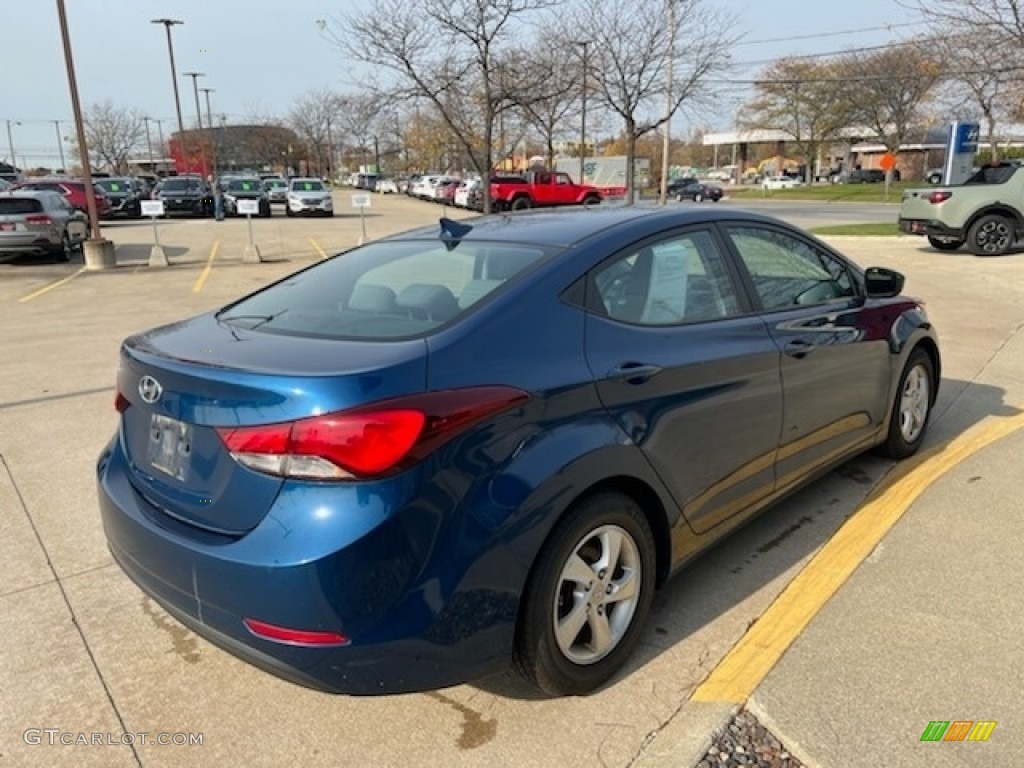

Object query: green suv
[898,163,1023,255]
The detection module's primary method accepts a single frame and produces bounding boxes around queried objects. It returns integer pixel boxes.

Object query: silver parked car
[0,190,88,262]
[285,177,333,217]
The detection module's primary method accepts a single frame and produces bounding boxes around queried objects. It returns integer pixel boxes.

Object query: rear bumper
[0,232,62,253]
[96,434,520,693]
[897,218,965,239]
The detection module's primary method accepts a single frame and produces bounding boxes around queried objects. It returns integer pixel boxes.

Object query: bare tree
[515,48,581,167]
[77,101,145,174]
[835,43,942,181]
[334,91,388,170]
[289,89,339,176]
[329,0,558,213]
[928,31,1021,162]
[901,0,1024,43]
[566,0,737,201]
[742,57,849,183]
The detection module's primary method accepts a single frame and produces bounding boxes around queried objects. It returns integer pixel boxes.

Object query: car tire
[694,193,703,203]
[515,492,656,696]
[967,213,1015,256]
[285,206,294,218]
[511,196,531,211]
[51,231,72,263]
[878,347,934,460]
[926,235,964,251]
[582,194,600,208]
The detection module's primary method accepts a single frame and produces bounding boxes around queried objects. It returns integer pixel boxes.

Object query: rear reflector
[243,618,349,647]
[216,386,530,481]
[115,389,130,413]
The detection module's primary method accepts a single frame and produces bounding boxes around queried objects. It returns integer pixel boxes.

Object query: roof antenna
[439,217,473,250]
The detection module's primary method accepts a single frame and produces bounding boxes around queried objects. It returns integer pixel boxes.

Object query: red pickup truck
[491,171,601,211]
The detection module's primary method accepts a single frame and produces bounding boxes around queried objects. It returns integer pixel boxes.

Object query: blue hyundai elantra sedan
[98,207,940,695]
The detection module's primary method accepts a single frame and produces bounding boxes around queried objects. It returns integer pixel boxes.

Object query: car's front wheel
[694,192,703,202]
[50,231,72,262]
[968,213,1014,256]
[515,492,656,696]
[879,347,934,459]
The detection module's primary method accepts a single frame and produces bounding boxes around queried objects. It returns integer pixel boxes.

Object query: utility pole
[659,0,676,205]
[53,120,66,171]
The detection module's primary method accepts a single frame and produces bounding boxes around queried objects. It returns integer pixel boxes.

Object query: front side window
[592,230,742,326]
[724,226,856,310]
[218,240,554,340]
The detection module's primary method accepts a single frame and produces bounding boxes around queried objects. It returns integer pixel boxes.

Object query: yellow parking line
[691,410,1024,705]
[18,267,87,303]
[308,237,328,260]
[192,240,219,293]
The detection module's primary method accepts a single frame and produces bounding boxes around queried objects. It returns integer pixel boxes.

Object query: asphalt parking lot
[2,192,1023,767]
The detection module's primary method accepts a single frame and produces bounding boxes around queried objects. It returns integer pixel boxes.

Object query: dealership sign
[943,121,980,185]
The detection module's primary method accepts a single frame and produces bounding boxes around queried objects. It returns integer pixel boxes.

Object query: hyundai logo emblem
[138,375,163,404]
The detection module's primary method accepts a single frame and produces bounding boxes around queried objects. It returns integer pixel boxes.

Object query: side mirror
[864,267,905,298]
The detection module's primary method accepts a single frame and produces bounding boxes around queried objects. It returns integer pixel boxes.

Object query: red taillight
[25,214,53,225]
[926,190,952,204]
[243,618,349,647]
[216,386,529,481]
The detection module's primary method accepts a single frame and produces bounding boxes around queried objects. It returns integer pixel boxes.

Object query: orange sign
[879,153,896,171]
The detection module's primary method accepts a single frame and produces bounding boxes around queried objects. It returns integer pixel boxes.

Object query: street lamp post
[52,120,66,172]
[143,116,155,171]
[151,19,185,136]
[5,120,20,174]
[200,87,215,175]
[57,0,114,266]
[659,0,677,205]
[575,41,590,185]
[183,71,205,175]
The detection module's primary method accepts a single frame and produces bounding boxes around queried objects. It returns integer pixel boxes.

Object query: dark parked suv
[155,175,213,217]
[846,168,901,183]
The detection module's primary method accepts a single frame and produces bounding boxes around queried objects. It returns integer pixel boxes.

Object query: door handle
[607,362,663,384]
[783,340,815,358]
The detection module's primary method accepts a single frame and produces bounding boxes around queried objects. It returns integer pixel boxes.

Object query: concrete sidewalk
[642,313,1024,767]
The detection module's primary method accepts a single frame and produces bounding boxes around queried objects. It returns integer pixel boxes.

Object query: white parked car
[453,179,480,208]
[412,175,442,199]
[375,178,399,194]
[762,175,803,190]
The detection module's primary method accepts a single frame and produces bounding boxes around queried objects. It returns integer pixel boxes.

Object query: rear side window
[0,198,43,214]
[218,240,555,339]
[965,165,1017,185]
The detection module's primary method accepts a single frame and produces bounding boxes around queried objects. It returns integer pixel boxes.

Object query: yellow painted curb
[691,411,1024,704]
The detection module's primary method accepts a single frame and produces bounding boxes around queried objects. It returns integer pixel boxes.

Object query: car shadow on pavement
[474,378,1019,701]
[101,244,191,265]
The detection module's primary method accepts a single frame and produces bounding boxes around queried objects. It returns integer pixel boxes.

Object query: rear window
[0,198,43,214]
[218,240,555,340]
[162,178,202,192]
[965,165,1018,185]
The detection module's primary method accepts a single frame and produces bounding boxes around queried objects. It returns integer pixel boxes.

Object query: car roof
[386,206,789,248]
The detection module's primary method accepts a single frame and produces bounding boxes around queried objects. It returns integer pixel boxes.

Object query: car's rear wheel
[50,231,72,262]
[967,214,1014,256]
[926,235,964,251]
[511,196,531,211]
[879,347,934,459]
[515,492,655,696]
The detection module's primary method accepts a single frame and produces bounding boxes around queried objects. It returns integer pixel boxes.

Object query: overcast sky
[4,0,920,168]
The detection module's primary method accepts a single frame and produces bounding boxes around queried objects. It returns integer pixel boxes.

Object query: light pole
[183,72,204,130]
[5,120,19,174]
[182,71,205,174]
[57,0,112,262]
[200,87,215,175]
[659,0,677,205]
[151,19,185,136]
[52,120,66,171]
[155,119,165,168]
[575,41,590,185]
[143,116,155,171]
